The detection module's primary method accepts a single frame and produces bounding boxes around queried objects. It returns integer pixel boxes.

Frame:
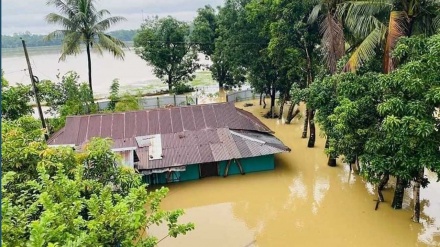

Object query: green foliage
[1,116,46,182]
[134,16,200,91]
[1,120,194,246]
[114,93,141,112]
[361,34,440,182]
[1,81,34,120]
[1,30,136,48]
[38,71,96,133]
[169,83,194,94]
[108,79,121,111]
[107,29,138,42]
[39,71,95,116]
[191,5,217,56]
[311,34,440,185]
[1,72,34,120]
[1,31,63,48]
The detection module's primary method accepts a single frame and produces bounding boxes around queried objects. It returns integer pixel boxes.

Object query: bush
[170,83,194,94]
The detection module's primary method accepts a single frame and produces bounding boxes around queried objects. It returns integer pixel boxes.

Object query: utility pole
[21,38,48,141]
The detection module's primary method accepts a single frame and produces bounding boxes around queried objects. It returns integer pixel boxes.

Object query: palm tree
[45,0,127,100]
[306,0,346,156]
[338,0,440,73]
[308,0,346,74]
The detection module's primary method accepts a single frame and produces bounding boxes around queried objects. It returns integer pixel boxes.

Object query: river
[1,44,214,99]
[148,101,440,247]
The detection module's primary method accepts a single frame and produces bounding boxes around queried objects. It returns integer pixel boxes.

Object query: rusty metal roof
[136,128,290,170]
[48,102,272,146]
[48,102,289,171]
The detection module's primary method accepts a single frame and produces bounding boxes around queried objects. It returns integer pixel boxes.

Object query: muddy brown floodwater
[148,100,440,247]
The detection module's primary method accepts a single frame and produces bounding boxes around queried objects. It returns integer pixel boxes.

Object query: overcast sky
[1,0,224,35]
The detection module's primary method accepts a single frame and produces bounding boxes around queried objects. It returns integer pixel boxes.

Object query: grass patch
[190,71,216,87]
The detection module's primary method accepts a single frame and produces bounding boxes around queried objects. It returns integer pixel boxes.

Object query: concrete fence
[226,89,280,103]
[97,95,198,111]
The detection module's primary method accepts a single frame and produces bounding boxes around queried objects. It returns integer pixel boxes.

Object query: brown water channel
[149,100,440,247]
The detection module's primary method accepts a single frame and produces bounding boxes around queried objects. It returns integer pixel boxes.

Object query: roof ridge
[235,108,273,133]
[64,101,234,118]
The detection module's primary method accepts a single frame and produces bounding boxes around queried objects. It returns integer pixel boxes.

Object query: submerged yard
[148,100,440,247]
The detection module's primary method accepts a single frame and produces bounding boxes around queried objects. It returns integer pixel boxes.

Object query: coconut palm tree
[45,0,127,100]
[306,0,346,158]
[308,0,346,74]
[338,0,440,73]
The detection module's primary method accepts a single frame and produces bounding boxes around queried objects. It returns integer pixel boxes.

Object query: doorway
[200,162,218,178]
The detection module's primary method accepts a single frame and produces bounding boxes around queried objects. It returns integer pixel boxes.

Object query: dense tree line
[1,30,137,48]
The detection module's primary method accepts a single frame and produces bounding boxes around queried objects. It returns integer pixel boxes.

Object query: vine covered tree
[45,0,127,100]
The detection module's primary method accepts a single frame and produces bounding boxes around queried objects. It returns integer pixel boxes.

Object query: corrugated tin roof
[48,102,272,146]
[48,103,290,171]
[136,128,290,170]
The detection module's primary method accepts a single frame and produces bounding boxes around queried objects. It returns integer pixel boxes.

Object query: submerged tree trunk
[302,108,309,138]
[355,156,361,172]
[270,86,276,118]
[307,109,315,148]
[285,103,300,124]
[412,169,424,223]
[86,43,94,102]
[325,138,337,167]
[378,173,390,203]
[327,156,337,167]
[262,94,267,109]
[392,177,406,209]
[278,97,285,120]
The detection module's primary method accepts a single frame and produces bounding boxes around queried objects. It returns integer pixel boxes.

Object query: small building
[48,102,290,184]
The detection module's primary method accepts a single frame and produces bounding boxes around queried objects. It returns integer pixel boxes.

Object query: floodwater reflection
[148,100,440,247]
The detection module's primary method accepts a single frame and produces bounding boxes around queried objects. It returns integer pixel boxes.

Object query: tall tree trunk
[307,109,316,148]
[355,156,361,172]
[168,81,172,91]
[86,43,94,102]
[392,177,406,209]
[278,97,285,119]
[263,94,267,109]
[259,92,263,106]
[378,173,390,202]
[285,103,300,124]
[412,168,424,223]
[301,108,309,138]
[270,86,276,118]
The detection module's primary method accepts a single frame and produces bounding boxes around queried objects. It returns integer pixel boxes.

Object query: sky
[1,0,224,35]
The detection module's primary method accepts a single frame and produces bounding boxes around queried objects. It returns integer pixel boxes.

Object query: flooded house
[47,102,290,184]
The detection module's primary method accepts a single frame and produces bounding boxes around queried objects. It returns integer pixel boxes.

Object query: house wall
[218,155,275,176]
[142,155,275,184]
[118,150,134,168]
[143,164,200,185]
[180,164,200,181]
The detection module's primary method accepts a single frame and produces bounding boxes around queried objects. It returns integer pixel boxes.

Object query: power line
[137,40,267,45]
[3,69,27,75]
